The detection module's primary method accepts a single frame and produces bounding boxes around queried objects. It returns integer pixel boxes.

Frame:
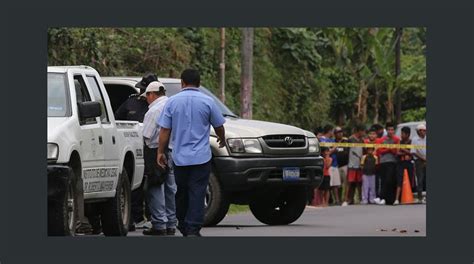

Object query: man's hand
[217,136,226,148]
[214,126,226,148]
[157,152,168,170]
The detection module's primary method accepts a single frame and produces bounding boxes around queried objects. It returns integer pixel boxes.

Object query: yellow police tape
[319,142,426,149]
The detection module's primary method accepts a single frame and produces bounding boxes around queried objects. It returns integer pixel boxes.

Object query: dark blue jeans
[173,160,211,235]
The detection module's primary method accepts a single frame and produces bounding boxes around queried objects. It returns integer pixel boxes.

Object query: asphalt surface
[128,203,426,237]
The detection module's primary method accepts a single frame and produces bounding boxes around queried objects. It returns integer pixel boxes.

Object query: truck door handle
[112,136,116,144]
[98,136,103,145]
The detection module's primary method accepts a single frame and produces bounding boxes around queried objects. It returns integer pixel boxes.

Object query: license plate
[282,167,300,181]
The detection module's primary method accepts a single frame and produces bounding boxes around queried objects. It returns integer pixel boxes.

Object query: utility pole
[240,28,254,119]
[219,28,226,103]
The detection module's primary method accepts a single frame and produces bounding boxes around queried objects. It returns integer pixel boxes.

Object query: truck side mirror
[78,101,102,119]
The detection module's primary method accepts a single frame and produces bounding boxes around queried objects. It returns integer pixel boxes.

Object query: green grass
[227,204,250,214]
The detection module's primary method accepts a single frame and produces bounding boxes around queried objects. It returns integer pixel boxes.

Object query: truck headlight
[227,138,263,154]
[308,137,320,154]
[227,139,245,153]
[243,139,263,154]
[48,143,59,161]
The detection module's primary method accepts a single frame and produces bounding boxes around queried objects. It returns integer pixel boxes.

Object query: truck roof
[48,65,97,73]
[102,76,181,84]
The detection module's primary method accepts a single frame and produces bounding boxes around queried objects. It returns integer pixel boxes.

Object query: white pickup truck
[47,66,144,236]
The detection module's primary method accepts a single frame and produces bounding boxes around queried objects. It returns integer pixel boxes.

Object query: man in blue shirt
[157,69,226,236]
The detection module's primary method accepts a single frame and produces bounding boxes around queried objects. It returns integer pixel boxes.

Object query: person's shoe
[143,228,167,236]
[341,201,348,207]
[373,198,381,204]
[393,200,399,205]
[377,199,386,205]
[135,220,152,229]
[422,197,426,204]
[166,228,176,236]
[369,199,376,204]
[128,224,136,232]
[360,200,368,205]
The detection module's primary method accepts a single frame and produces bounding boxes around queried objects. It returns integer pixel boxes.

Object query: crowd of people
[313,122,427,207]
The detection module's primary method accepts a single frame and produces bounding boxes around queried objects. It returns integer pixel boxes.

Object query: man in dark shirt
[334,127,349,204]
[394,126,415,205]
[114,72,156,122]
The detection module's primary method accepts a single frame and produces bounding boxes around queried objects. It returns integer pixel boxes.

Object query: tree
[240,28,254,119]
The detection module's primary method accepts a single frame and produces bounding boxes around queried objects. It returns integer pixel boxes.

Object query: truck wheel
[101,169,131,236]
[203,170,230,226]
[48,170,77,236]
[249,186,307,225]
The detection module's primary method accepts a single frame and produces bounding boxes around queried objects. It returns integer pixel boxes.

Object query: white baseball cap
[416,123,426,130]
[140,81,166,97]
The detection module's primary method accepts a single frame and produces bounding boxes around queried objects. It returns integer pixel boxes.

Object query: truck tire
[101,168,131,236]
[249,186,307,225]
[203,170,230,226]
[48,169,77,236]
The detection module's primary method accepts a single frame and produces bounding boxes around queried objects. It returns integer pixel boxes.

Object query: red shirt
[323,156,332,177]
[375,135,400,157]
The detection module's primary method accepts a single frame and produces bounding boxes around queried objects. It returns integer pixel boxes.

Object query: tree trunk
[386,85,394,123]
[219,28,226,103]
[337,108,345,126]
[373,82,380,124]
[240,28,254,119]
[395,27,403,124]
[356,80,369,123]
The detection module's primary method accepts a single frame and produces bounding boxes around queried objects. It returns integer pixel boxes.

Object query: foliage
[48,27,426,132]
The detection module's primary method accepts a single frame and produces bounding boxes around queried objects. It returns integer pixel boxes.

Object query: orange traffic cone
[401,169,414,204]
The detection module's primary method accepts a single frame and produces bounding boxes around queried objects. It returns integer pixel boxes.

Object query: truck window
[48,73,70,117]
[74,75,97,125]
[87,75,110,124]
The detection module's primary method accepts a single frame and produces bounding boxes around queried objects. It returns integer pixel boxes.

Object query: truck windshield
[163,82,238,118]
[48,73,70,117]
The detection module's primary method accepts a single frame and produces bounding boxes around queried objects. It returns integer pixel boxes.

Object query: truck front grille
[262,135,306,148]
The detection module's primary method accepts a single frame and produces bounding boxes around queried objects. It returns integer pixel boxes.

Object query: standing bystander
[394,126,415,205]
[342,124,366,206]
[411,124,427,203]
[375,123,400,205]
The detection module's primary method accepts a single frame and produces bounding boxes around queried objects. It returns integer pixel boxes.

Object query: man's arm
[157,128,171,169]
[214,125,226,148]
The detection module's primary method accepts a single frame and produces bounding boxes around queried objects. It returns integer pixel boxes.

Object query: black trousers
[379,162,397,205]
[131,145,152,224]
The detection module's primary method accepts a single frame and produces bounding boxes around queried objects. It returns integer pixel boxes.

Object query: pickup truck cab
[47,66,144,236]
[103,77,324,226]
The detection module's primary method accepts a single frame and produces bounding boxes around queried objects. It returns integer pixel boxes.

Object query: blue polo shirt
[158,87,226,166]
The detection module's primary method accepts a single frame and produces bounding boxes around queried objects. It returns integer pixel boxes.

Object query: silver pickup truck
[103,77,323,226]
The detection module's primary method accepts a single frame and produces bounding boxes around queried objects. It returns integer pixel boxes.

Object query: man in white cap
[141,81,177,236]
[411,123,427,203]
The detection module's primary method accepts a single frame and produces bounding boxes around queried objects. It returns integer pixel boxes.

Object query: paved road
[128,203,426,237]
